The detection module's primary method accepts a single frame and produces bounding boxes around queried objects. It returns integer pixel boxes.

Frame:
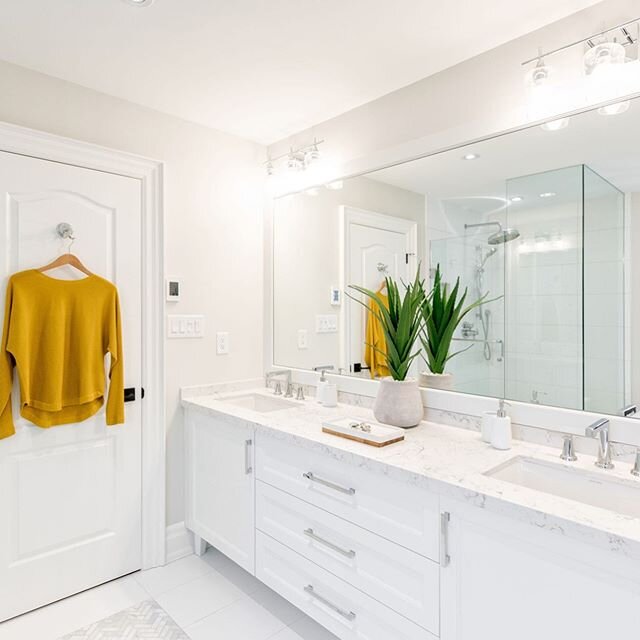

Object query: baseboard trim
[165,521,193,564]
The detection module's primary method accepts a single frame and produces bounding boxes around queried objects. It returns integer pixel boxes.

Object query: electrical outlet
[297,329,308,349]
[216,331,230,355]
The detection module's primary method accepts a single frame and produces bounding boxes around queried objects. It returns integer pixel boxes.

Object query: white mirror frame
[265,93,640,449]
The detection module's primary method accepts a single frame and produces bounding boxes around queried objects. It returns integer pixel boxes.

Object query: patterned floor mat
[59,599,189,640]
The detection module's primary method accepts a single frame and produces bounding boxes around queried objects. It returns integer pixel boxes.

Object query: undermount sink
[485,456,640,518]
[222,393,298,413]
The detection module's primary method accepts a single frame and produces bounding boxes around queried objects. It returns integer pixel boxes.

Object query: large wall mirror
[272,96,638,417]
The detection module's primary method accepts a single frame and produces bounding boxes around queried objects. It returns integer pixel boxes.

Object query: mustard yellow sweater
[0,270,124,439]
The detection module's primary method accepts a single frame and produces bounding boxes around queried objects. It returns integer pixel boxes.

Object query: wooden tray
[321,417,405,447]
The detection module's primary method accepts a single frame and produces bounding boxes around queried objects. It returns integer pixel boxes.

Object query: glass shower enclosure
[429,164,625,414]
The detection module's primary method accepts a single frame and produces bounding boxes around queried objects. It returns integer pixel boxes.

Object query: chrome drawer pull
[302,472,355,496]
[304,584,356,622]
[245,439,253,475]
[304,528,356,559]
[440,511,451,567]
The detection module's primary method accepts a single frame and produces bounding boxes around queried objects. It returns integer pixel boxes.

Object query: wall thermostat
[166,278,181,302]
[330,287,341,306]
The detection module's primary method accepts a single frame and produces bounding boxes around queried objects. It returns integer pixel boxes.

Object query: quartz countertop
[182,387,640,562]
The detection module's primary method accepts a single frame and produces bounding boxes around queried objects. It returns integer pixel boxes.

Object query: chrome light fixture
[584,39,631,115]
[263,138,324,177]
[522,18,639,125]
[525,56,570,130]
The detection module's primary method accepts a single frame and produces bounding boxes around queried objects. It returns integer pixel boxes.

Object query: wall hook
[56,223,75,253]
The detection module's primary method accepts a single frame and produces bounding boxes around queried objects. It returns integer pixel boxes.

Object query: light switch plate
[316,314,338,334]
[216,331,230,355]
[167,314,204,338]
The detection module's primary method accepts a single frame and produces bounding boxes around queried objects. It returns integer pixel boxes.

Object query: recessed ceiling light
[122,0,154,6]
[462,153,479,161]
[510,196,524,203]
[326,180,344,190]
[539,192,556,198]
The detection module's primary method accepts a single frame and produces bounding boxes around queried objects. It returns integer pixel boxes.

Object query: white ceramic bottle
[323,382,338,408]
[490,399,512,450]
[316,369,329,404]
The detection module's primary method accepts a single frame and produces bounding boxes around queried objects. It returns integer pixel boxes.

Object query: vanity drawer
[256,531,436,640]
[255,434,439,559]
[256,480,439,633]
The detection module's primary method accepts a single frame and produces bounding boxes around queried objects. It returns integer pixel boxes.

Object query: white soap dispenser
[490,399,512,450]
[316,368,329,404]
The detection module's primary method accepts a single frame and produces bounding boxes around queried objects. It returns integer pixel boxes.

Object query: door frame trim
[0,120,166,569]
[340,205,419,374]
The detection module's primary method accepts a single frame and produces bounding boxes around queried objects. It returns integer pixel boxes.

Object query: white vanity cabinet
[183,402,640,640]
[254,433,441,638]
[184,407,255,573]
[440,500,640,640]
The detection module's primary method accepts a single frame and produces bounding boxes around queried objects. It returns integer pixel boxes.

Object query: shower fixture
[464,221,521,246]
[488,227,521,245]
[463,221,519,362]
[479,247,498,268]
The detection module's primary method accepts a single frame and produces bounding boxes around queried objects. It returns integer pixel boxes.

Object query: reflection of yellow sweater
[364,292,390,379]
[0,270,124,439]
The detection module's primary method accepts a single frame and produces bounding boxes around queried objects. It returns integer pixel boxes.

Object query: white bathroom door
[344,208,417,375]
[0,151,143,621]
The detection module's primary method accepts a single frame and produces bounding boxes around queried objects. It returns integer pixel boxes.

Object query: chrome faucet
[621,404,637,418]
[585,418,614,469]
[265,369,292,395]
[559,435,577,462]
[632,450,640,477]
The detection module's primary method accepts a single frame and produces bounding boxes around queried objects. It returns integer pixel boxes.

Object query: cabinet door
[440,500,640,640]
[185,408,255,573]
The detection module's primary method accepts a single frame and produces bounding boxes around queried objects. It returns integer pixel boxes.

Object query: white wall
[267,0,636,182]
[0,59,265,526]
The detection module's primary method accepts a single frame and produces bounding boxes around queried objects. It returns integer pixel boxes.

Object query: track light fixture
[264,138,324,177]
[523,18,639,126]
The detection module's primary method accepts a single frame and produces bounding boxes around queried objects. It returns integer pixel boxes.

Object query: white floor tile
[186,596,288,640]
[0,575,148,640]
[285,614,340,640]
[134,555,213,597]
[201,548,262,595]
[267,628,304,640]
[155,571,244,628]
[249,583,305,627]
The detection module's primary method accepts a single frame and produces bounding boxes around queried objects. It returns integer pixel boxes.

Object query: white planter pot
[373,378,424,429]
[419,371,454,390]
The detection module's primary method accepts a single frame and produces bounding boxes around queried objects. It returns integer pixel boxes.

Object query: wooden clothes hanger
[37,224,94,277]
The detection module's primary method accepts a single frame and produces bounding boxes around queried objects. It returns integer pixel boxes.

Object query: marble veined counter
[182,385,640,562]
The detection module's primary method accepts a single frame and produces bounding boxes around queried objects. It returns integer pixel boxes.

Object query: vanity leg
[193,533,207,557]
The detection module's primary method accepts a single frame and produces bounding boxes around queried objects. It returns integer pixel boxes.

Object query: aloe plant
[348,270,427,381]
[420,265,488,375]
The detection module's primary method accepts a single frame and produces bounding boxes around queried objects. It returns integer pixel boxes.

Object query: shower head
[488,228,520,245]
[479,247,498,268]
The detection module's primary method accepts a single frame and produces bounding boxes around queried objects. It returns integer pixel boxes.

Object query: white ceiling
[0,0,603,145]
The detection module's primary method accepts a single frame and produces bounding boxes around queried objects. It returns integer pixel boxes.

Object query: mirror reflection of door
[343,207,417,378]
